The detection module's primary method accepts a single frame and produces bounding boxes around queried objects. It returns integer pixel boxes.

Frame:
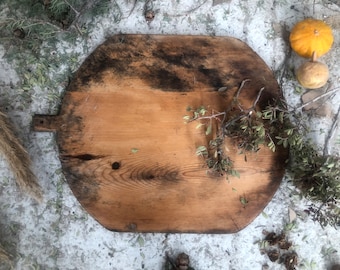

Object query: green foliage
[195,142,238,178]
[0,0,119,111]
[300,259,318,270]
[185,106,236,179]
[0,0,116,52]
[185,80,340,227]
[285,126,340,227]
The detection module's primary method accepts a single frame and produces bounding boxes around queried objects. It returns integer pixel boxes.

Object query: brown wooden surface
[33,35,287,233]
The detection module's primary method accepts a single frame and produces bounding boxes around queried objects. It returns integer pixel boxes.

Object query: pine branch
[63,0,80,16]
[1,18,63,33]
[68,0,101,29]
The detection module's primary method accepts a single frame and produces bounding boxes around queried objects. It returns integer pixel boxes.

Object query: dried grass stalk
[0,245,11,266]
[0,111,42,201]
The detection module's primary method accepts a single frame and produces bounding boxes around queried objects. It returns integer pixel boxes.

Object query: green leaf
[131,148,139,154]
[279,112,284,123]
[137,235,145,247]
[231,170,240,178]
[283,139,288,148]
[294,86,303,94]
[195,123,205,129]
[285,128,293,136]
[205,123,212,135]
[268,140,276,152]
[198,106,207,116]
[240,196,248,206]
[196,145,208,156]
[183,115,191,121]
[261,211,268,218]
[327,163,335,169]
[284,221,296,231]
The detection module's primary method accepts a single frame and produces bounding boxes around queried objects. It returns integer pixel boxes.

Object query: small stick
[323,105,340,156]
[235,79,251,111]
[165,0,209,17]
[235,79,264,113]
[295,86,340,111]
[127,0,138,18]
[190,111,225,122]
[222,81,265,134]
[251,87,265,110]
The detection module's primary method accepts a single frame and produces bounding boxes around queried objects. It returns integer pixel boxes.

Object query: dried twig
[127,0,138,18]
[295,85,340,111]
[235,79,251,111]
[235,79,264,112]
[222,80,264,133]
[324,105,340,156]
[251,87,265,110]
[164,0,209,17]
[188,111,225,122]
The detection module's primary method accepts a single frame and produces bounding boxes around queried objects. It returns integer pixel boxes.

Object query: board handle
[32,115,61,132]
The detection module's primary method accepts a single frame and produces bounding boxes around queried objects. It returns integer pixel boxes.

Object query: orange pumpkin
[289,18,333,59]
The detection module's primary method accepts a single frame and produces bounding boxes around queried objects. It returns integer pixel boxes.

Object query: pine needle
[0,111,42,202]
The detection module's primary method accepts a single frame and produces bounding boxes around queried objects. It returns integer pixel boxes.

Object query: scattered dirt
[301,88,333,117]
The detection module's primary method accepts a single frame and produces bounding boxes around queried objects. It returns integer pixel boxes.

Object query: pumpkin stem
[312,51,318,62]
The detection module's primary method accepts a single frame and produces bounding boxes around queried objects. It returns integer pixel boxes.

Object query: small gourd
[296,53,329,89]
[289,18,333,59]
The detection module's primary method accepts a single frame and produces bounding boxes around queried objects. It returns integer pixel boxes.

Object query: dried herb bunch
[185,80,340,227]
[290,144,340,227]
[184,79,289,177]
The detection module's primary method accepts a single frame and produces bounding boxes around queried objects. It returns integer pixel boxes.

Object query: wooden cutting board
[33,35,287,233]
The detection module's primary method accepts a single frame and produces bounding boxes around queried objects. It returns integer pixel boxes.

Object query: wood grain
[33,35,287,233]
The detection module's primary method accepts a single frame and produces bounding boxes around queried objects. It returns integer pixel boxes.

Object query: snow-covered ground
[0,0,339,269]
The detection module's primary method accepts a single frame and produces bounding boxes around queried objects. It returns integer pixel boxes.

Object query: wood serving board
[33,35,287,233]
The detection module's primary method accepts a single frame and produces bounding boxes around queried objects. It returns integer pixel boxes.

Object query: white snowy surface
[0,0,340,269]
